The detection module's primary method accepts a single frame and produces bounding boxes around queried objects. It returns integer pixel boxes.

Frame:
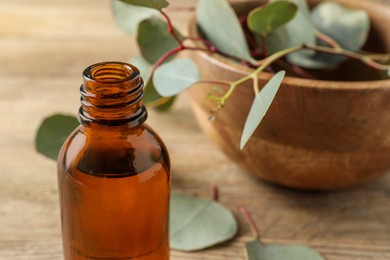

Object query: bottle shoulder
[58,124,170,177]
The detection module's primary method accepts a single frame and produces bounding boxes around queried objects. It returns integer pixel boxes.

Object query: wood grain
[0,0,389,259]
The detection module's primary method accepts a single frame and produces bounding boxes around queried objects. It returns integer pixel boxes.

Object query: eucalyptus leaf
[307,1,370,67]
[118,0,169,10]
[129,56,175,111]
[312,2,369,52]
[197,0,254,62]
[35,114,79,160]
[240,71,285,149]
[112,0,158,35]
[247,1,297,36]
[246,240,324,260]
[137,17,183,64]
[267,0,315,56]
[130,56,153,79]
[170,193,238,251]
[153,59,200,97]
[144,79,176,111]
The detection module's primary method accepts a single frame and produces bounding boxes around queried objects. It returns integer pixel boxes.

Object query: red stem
[160,10,183,47]
[239,14,247,25]
[184,37,216,52]
[150,45,184,75]
[251,48,262,57]
[315,30,340,49]
[185,46,215,53]
[238,205,260,240]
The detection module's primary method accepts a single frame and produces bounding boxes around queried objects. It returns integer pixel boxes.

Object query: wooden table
[1,0,389,259]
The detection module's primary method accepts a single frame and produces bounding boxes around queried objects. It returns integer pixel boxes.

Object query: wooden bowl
[186,0,390,190]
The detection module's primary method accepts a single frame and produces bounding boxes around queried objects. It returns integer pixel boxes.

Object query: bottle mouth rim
[83,61,140,84]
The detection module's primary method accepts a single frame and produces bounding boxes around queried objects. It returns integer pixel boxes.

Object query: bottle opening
[79,61,147,127]
[83,62,139,84]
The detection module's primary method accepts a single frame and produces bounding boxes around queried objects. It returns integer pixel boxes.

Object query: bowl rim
[187,0,390,90]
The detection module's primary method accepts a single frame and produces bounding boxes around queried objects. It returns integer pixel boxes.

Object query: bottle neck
[78,62,147,128]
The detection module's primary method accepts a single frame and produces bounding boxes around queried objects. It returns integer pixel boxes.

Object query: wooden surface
[0,0,389,259]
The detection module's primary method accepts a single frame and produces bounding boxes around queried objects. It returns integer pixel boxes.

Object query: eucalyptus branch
[184,37,217,52]
[303,44,390,71]
[252,75,260,93]
[149,2,390,115]
[159,10,183,47]
[207,45,302,109]
[208,85,237,108]
[185,46,216,53]
[361,53,390,63]
[150,45,184,75]
[205,40,390,115]
[315,30,341,49]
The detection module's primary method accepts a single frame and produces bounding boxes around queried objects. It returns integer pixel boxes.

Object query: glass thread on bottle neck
[78,62,147,127]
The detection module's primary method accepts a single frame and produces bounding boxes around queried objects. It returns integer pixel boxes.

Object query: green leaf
[267,0,315,56]
[137,17,183,64]
[153,59,200,97]
[240,71,285,149]
[112,0,158,35]
[246,240,324,260]
[247,1,297,36]
[130,56,153,79]
[197,0,254,62]
[144,79,176,111]
[302,1,370,68]
[118,0,169,10]
[170,193,238,251]
[312,2,369,52]
[35,114,79,160]
[283,2,370,69]
[130,56,176,111]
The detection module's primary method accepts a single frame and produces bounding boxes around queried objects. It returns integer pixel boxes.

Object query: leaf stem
[303,44,390,71]
[315,30,341,49]
[252,75,260,93]
[185,46,216,53]
[360,53,390,62]
[184,37,217,52]
[152,9,389,114]
[160,10,183,47]
[150,45,184,75]
[238,205,260,240]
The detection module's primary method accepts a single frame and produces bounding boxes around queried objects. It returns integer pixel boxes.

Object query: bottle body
[57,62,170,259]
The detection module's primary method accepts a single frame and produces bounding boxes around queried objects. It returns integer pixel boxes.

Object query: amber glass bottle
[57,62,170,260]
